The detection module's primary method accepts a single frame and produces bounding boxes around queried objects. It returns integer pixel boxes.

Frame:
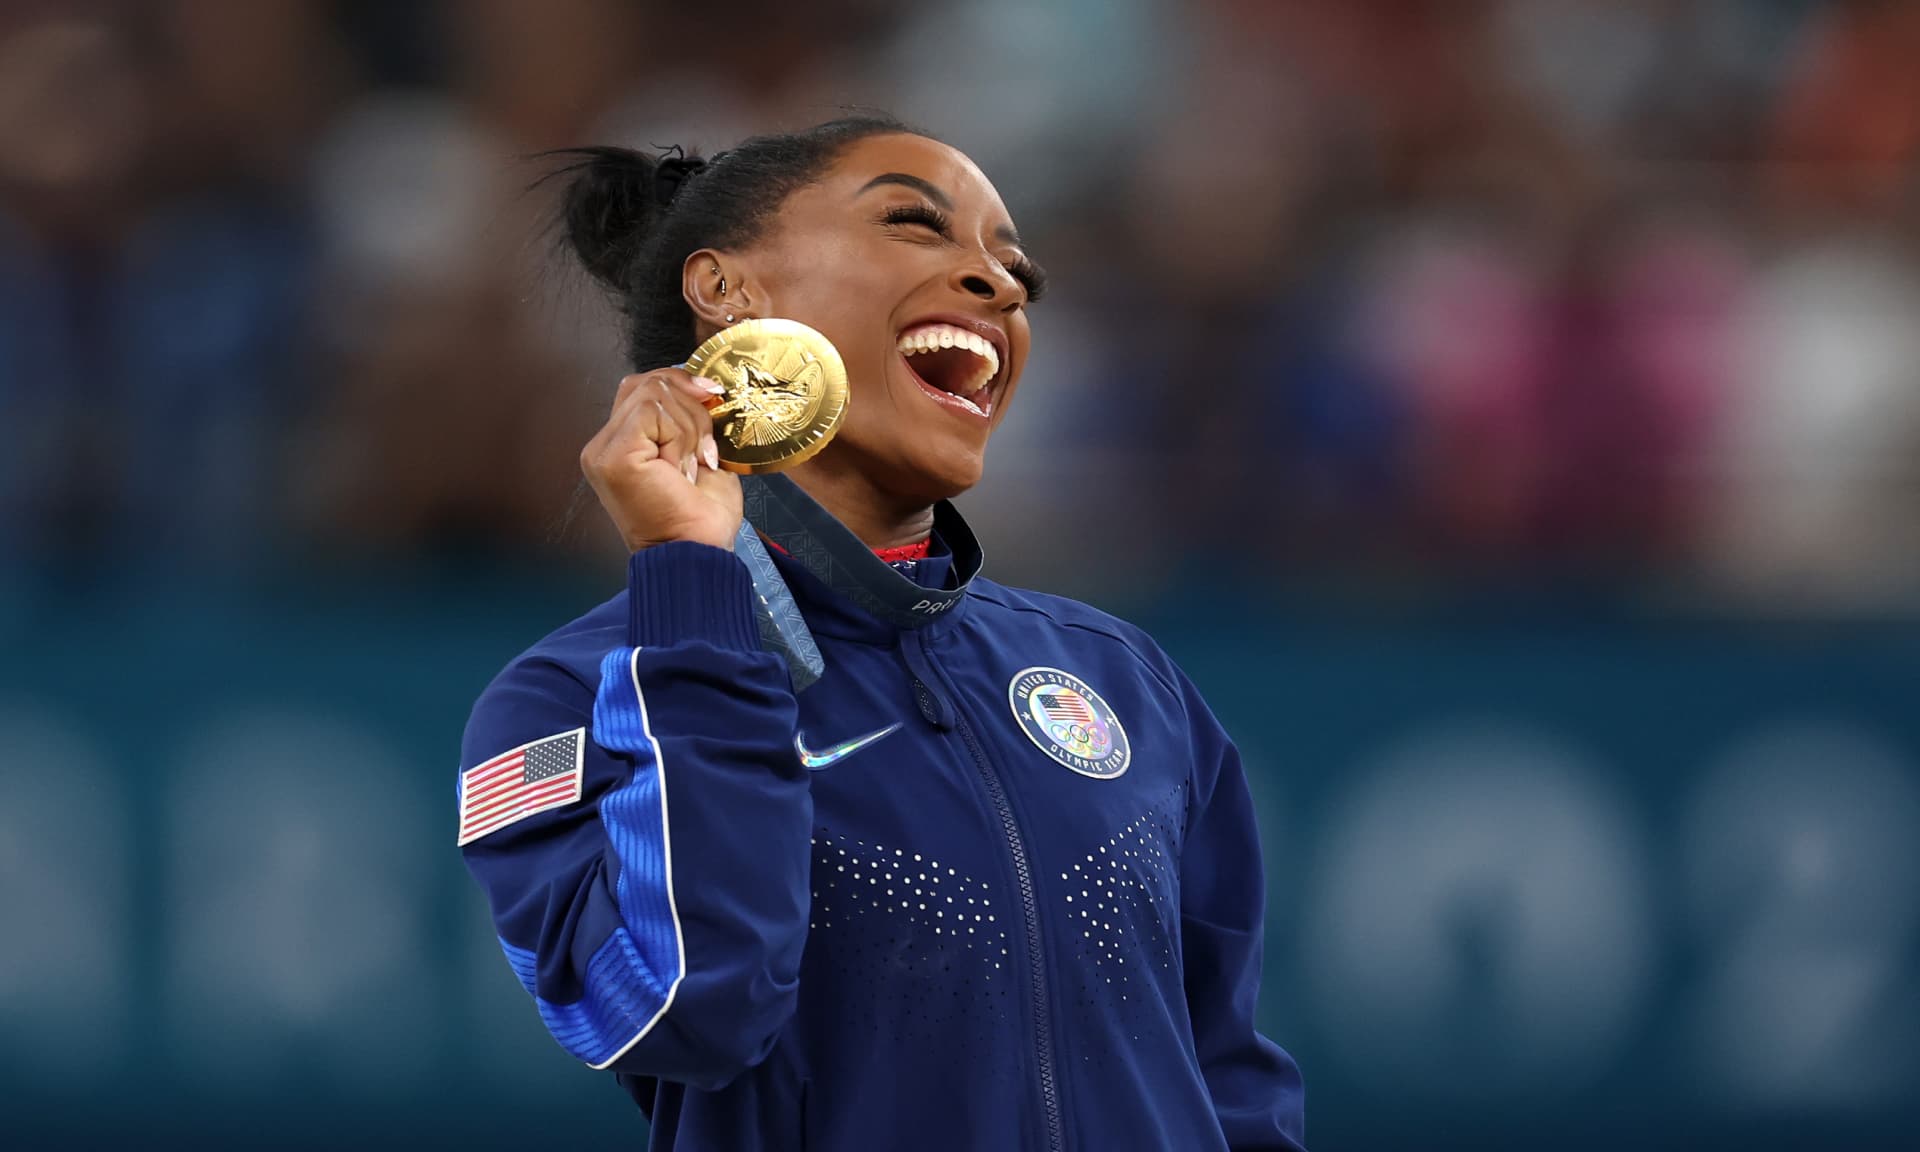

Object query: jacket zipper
[905,633,1064,1152]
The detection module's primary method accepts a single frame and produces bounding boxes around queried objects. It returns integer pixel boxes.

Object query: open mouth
[897,322,1001,420]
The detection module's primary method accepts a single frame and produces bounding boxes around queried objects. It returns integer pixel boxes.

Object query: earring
[713,265,727,296]
[725,313,736,323]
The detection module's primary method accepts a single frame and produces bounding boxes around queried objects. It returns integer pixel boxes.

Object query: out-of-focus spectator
[0,5,150,560]
[296,0,646,564]
[1771,0,1920,222]
[0,1,337,572]
[1354,214,1553,562]
[861,0,1157,217]
[2,0,1915,613]
[1570,211,1748,563]
[1706,237,1920,611]
[1109,0,1327,558]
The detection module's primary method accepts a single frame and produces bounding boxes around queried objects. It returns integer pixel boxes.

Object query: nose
[950,253,1023,310]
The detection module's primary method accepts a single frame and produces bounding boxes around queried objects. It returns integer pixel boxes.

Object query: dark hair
[544,114,926,371]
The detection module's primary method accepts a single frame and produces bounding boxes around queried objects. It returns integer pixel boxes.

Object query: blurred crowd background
[6,0,1920,609]
[3,1,1919,1150]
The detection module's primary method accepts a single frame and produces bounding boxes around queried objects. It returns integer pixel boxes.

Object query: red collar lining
[759,535,932,563]
[873,539,932,564]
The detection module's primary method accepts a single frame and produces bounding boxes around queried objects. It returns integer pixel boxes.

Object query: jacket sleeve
[1178,671,1308,1150]
[459,542,809,1090]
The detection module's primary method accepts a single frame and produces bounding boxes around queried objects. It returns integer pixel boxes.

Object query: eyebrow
[857,172,953,211]
[855,172,1026,248]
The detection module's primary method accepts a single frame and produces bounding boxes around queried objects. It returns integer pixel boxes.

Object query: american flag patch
[457,728,587,846]
[1038,691,1097,725]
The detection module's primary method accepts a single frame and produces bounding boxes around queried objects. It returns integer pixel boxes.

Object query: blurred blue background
[3,1,1918,1148]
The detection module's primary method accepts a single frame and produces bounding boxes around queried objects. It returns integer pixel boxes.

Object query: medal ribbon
[732,474,984,691]
[731,519,827,692]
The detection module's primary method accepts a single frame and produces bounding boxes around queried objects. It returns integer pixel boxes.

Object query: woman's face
[714,134,1040,504]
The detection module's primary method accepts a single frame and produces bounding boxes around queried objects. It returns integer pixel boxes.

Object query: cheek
[764,248,914,427]
[764,237,893,347]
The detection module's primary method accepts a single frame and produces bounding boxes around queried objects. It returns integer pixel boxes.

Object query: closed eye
[880,202,952,238]
[1007,254,1047,303]
[882,201,1047,304]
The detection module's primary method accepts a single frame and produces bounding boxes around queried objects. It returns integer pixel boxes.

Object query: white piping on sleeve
[588,646,689,1070]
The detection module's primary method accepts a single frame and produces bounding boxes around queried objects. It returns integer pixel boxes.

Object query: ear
[682,248,759,332]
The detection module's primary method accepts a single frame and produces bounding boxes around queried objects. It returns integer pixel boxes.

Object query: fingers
[649,378,707,484]
[581,387,656,501]
[674,371,727,404]
[613,367,720,402]
[605,369,720,418]
[585,369,726,492]
[668,372,726,473]
[658,371,725,473]
[639,373,710,482]
[658,399,700,485]
[576,368,745,553]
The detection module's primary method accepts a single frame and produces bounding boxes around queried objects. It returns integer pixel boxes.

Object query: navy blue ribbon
[732,473,983,691]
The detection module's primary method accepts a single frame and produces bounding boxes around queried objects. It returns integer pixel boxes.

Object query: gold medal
[683,318,849,474]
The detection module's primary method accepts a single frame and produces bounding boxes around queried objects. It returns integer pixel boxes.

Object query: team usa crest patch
[1008,667,1130,779]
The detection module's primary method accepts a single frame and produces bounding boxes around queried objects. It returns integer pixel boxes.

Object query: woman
[459,115,1307,1151]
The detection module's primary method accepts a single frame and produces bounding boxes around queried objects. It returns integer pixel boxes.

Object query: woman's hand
[581,369,741,553]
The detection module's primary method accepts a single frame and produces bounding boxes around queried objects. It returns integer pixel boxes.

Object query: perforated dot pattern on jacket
[1062,783,1190,1069]
[804,825,1013,1044]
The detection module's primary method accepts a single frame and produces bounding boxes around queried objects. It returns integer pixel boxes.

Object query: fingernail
[701,434,719,471]
[684,455,699,484]
[694,376,725,395]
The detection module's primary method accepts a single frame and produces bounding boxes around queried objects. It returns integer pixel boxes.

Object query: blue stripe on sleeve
[498,933,667,1067]
[593,648,685,1008]
[495,646,687,1069]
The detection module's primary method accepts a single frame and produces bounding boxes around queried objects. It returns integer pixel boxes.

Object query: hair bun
[652,154,707,207]
[552,146,672,295]
[541,116,914,373]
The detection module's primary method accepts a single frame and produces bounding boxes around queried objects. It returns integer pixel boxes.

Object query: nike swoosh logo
[795,723,902,771]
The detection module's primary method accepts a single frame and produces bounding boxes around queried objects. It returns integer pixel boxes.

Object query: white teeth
[897,323,1001,413]
[896,322,1001,380]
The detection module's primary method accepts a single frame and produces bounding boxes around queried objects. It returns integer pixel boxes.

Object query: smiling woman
[553,120,1042,540]
[456,115,1307,1152]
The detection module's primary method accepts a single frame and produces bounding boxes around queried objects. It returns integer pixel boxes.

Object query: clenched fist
[581,369,743,553]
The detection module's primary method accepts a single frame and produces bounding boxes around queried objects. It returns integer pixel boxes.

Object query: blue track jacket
[460,476,1306,1151]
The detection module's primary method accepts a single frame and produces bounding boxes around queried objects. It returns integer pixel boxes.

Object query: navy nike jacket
[459,476,1306,1151]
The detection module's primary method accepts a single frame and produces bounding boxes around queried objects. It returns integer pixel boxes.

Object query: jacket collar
[742,473,982,638]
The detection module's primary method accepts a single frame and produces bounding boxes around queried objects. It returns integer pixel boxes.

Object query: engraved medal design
[683,318,849,473]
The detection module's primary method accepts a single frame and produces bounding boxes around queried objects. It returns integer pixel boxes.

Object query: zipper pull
[899,633,955,730]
